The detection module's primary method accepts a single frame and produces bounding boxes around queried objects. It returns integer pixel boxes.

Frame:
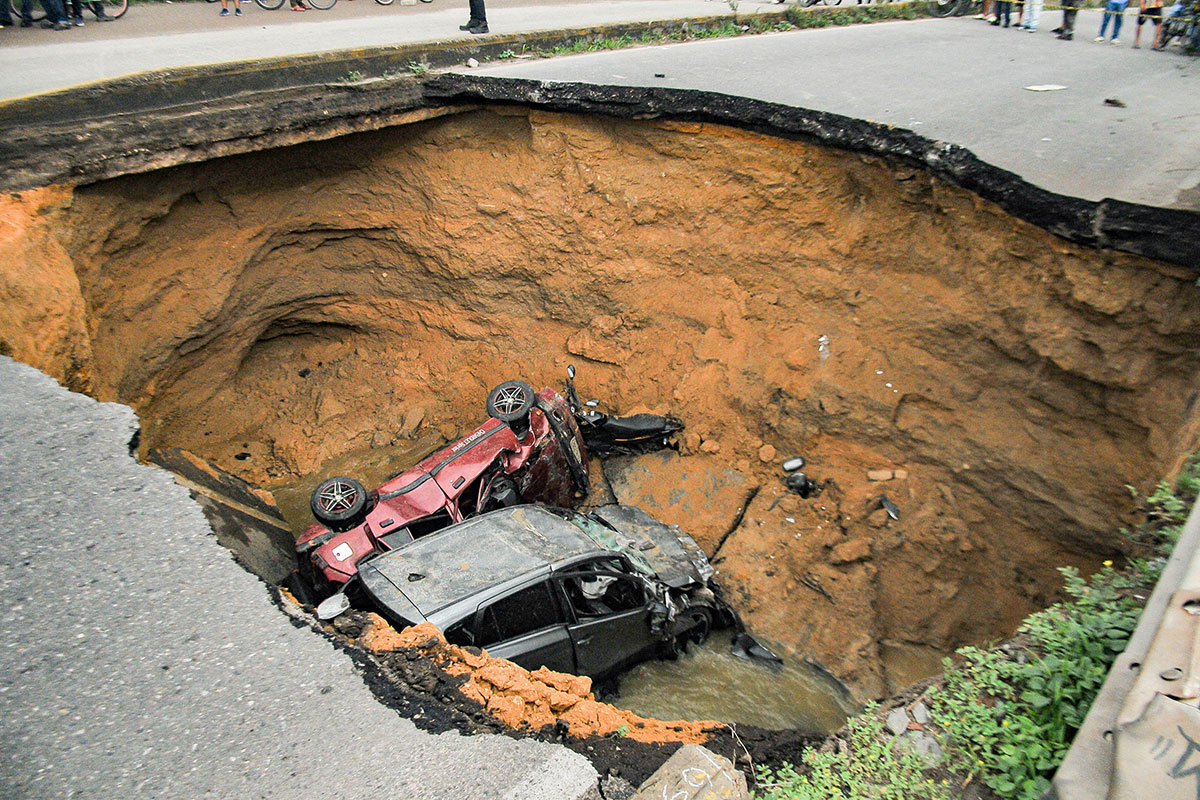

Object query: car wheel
[486,380,536,425]
[310,476,369,530]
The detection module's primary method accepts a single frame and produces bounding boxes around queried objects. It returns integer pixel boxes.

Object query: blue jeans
[20,0,68,22]
[1099,0,1129,37]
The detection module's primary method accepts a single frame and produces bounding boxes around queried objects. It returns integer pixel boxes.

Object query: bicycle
[929,0,982,17]
[10,0,125,22]
[799,0,845,7]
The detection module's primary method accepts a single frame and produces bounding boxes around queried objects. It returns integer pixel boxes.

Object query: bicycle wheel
[306,0,335,10]
[10,0,47,22]
[799,0,819,7]
[254,0,285,10]
[95,0,126,18]
[375,0,395,6]
[928,0,961,15]
[821,0,844,6]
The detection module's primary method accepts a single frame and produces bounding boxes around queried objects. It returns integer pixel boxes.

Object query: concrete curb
[0,11,772,126]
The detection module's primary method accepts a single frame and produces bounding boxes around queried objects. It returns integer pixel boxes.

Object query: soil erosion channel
[5,105,1200,715]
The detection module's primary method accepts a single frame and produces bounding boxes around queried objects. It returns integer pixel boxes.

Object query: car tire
[310,476,369,530]
[486,379,536,425]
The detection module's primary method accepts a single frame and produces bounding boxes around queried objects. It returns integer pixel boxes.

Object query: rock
[399,406,425,437]
[699,439,721,454]
[466,58,479,68]
[831,539,871,565]
[893,469,909,480]
[683,431,702,453]
[630,745,749,800]
[894,731,943,764]
[886,707,910,737]
[601,774,636,800]
[782,456,806,472]
[867,469,894,482]
[758,444,776,463]
[912,701,930,724]
[604,450,755,556]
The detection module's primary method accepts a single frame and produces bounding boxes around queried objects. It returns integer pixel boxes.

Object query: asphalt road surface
[0,356,598,800]
[467,15,1200,209]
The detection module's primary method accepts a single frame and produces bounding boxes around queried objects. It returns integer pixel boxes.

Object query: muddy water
[611,636,856,732]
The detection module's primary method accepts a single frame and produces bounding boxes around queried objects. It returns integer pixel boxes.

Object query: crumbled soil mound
[361,619,720,744]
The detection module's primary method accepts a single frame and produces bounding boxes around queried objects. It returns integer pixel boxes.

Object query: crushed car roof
[359,505,604,616]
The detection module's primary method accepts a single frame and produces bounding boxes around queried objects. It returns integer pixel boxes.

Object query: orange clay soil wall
[3,107,1200,699]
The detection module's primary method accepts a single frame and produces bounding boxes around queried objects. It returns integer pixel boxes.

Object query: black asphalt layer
[0,356,598,799]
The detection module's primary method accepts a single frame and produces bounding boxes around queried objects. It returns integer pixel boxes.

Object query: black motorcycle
[563,365,684,457]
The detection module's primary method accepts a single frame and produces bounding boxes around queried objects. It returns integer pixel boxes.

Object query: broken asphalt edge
[1,13,1196,269]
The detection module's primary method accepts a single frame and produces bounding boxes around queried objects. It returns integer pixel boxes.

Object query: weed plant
[754,454,1200,800]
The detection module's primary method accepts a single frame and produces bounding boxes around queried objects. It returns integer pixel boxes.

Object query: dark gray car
[354,504,727,681]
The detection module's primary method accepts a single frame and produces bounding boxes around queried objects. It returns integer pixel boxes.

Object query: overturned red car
[292,380,589,600]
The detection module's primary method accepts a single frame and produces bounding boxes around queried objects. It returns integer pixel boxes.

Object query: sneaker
[459,20,477,29]
[1057,32,1073,39]
[466,21,488,33]
[1094,35,1105,41]
[219,7,228,14]
[1111,38,1120,44]
[1025,26,1036,31]
[234,6,241,13]
[72,15,83,25]
[1051,26,1063,33]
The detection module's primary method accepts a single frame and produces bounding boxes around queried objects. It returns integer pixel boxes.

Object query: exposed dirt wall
[4,106,1200,698]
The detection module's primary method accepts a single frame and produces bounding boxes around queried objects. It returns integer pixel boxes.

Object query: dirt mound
[3,106,1200,699]
[362,620,719,743]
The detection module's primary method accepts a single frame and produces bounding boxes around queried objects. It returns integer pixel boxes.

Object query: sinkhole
[5,89,1200,750]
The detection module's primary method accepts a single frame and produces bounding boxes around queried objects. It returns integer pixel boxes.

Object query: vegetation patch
[755,454,1200,800]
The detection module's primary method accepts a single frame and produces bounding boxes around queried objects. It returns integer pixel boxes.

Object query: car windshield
[568,515,656,577]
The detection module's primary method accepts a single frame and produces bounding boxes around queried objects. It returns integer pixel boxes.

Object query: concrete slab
[0,356,598,799]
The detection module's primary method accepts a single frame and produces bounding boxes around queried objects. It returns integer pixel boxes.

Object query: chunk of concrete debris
[631,744,748,800]
[867,469,894,481]
[886,707,911,737]
[893,469,909,480]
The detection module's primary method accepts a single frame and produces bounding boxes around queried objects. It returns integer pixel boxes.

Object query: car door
[471,579,576,675]
[557,559,656,679]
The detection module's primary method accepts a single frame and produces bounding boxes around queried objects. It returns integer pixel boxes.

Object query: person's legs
[463,0,486,30]
[20,0,34,25]
[1112,0,1126,38]
[1097,2,1115,36]
[1060,2,1078,35]
[1025,0,1041,28]
[39,0,67,26]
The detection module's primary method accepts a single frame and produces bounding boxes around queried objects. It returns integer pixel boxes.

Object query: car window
[475,581,563,648]
[443,617,475,647]
[560,571,647,619]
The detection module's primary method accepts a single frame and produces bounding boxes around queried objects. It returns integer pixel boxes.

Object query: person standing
[1095,0,1130,42]
[1020,0,1042,30]
[992,0,1012,26]
[1056,0,1080,38]
[1133,0,1163,46]
[459,0,487,34]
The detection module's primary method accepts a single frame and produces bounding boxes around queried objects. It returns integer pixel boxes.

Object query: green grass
[755,453,1200,800]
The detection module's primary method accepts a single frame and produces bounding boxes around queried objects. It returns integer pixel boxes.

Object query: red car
[292,380,589,600]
